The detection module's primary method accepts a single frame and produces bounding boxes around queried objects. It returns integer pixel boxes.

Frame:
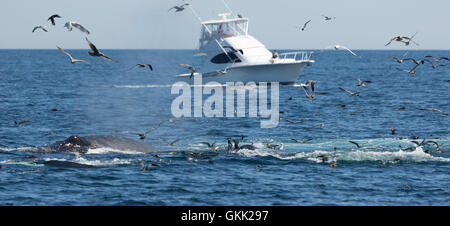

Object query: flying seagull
[398,64,420,75]
[179,64,197,78]
[64,21,90,35]
[48,14,61,26]
[389,52,408,64]
[202,142,219,152]
[418,108,448,116]
[356,78,372,87]
[300,19,311,31]
[385,33,419,46]
[168,3,190,12]
[85,37,116,62]
[131,64,153,71]
[125,121,166,140]
[404,58,429,65]
[349,141,362,148]
[57,46,90,65]
[425,56,449,63]
[326,45,359,57]
[32,26,48,33]
[291,138,313,143]
[339,87,360,96]
[322,15,336,21]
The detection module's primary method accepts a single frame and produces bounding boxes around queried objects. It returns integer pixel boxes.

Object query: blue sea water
[0,49,449,206]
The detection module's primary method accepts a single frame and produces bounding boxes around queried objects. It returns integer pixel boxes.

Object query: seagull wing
[57,46,74,60]
[339,45,359,57]
[85,37,99,54]
[385,37,396,46]
[32,26,38,32]
[72,22,90,35]
[349,141,361,148]
[339,87,351,94]
[64,22,72,31]
[304,19,311,26]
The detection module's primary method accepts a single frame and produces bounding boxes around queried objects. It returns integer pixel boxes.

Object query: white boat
[176,10,314,84]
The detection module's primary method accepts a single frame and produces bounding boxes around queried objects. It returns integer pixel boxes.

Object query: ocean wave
[85,147,145,155]
[42,157,135,167]
[236,146,450,164]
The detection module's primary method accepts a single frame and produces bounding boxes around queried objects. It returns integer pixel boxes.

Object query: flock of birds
[31,6,201,76]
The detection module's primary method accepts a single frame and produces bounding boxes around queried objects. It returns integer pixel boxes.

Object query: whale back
[51,135,159,154]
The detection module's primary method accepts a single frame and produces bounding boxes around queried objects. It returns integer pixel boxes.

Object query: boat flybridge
[177,12,314,84]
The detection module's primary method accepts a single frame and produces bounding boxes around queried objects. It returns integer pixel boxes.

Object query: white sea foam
[42,157,135,167]
[236,146,450,164]
[85,147,144,155]
[0,147,39,152]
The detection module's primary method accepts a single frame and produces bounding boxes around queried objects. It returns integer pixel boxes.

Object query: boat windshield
[199,18,248,50]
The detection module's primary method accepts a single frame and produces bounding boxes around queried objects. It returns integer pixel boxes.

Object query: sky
[1,0,450,50]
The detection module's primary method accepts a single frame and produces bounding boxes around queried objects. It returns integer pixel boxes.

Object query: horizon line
[0,48,449,51]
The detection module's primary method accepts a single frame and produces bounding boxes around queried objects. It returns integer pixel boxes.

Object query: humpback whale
[50,135,159,154]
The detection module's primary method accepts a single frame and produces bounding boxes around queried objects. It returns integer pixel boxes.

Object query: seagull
[398,64,420,75]
[322,15,336,21]
[356,78,372,87]
[291,138,313,143]
[425,56,449,63]
[48,14,61,26]
[418,108,448,116]
[202,142,219,152]
[179,64,197,78]
[255,166,265,171]
[14,120,30,125]
[57,46,90,65]
[32,26,48,33]
[237,14,243,18]
[349,141,362,148]
[85,37,116,62]
[403,58,429,65]
[300,19,311,31]
[304,80,317,92]
[280,117,297,124]
[397,104,408,111]
[385,33,419,46]
[300,85,316,100]
[64,21,90,35]
[161,138,181,146]
[326,45,359,57]
[389,52,408,63]
[168,3,190,12]
[125,120,167,140]
[339,87,360,96]
[130,64,153,71]
[391,126,396,135]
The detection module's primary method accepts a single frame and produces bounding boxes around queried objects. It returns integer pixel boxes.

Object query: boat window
[210,52,242,64]
[200,19,248,50]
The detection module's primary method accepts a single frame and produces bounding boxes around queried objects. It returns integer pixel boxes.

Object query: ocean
[0,49,448,205]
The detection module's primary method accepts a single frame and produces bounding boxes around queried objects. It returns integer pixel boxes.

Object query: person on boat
[272,50,279,63]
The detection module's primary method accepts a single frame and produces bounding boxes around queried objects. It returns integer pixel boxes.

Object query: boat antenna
[183,0,212,34]
[220,0,236,18]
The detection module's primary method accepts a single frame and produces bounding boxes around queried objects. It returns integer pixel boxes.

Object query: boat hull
[177,61,313,85]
